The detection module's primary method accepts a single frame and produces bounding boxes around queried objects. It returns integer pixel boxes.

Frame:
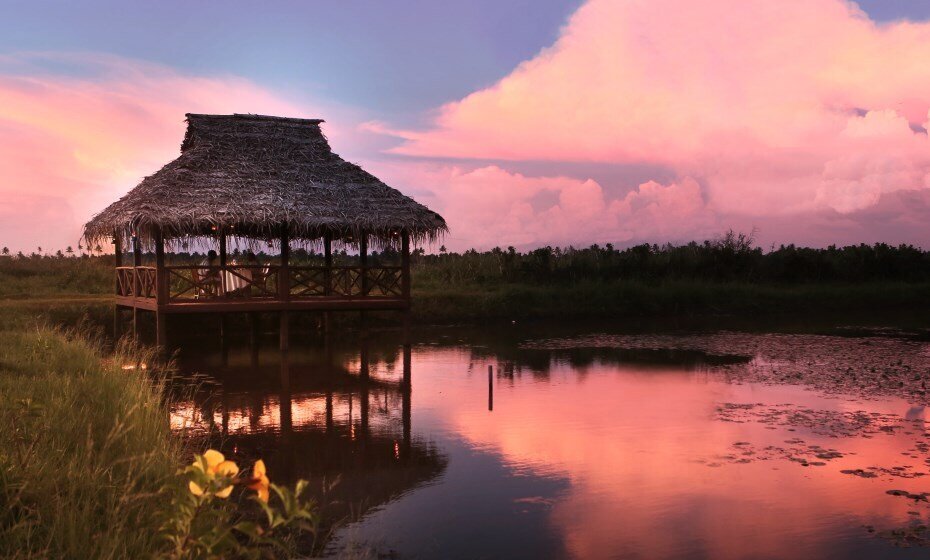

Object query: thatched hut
[84,113,446,355]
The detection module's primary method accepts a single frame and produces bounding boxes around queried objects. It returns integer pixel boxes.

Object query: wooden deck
[113,229,413,351]
[115,295,409,313]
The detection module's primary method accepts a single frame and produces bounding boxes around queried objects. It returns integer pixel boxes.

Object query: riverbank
[4,254,930,326]
[0,326,181,558]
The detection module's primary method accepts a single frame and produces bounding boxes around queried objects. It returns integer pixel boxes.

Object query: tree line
[415,231,930,285]
[3,231,930,285]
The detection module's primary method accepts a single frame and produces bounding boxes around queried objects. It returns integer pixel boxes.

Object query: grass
[0,324,183,559]
[0,256,112,299]
[411,278,930,323]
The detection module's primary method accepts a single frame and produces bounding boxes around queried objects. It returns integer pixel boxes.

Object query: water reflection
[164,325,930,559]
[169,340,445,527]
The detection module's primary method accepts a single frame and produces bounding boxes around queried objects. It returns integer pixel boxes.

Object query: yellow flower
[192,449,226,473]
[188,449,238,499]
[247,459,271,503]
[216,460,239,477]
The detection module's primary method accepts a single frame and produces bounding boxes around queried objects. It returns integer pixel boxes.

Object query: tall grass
[0,327,183,559]
[0,255,112,298]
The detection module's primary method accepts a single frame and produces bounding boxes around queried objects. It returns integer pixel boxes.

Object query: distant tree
[55,250,64,258]
[95,244,102,254]
[66,246,74,256]
[440,245,447,254]
[1,247,8,256]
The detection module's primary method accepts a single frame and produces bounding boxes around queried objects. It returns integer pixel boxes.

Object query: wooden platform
[112,229,413,352]
[115,295,409,313]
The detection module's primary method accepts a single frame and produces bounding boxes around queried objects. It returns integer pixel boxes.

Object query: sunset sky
[2,0,930,252]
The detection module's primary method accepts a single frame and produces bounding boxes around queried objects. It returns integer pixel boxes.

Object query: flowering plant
[159,449,318,559]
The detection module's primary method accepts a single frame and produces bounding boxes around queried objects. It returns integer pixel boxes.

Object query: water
[167,322,930,559]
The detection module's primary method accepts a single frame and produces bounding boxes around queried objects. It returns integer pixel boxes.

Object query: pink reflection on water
[413,350,930,558]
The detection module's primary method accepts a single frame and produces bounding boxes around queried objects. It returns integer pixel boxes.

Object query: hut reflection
[169,343,444,524]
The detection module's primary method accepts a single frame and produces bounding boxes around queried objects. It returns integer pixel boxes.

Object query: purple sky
[1,0,930,252]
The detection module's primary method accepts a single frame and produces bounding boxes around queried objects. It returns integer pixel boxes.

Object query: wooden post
[132,233,142,298]
[132,235,142,266]
[323,233,333,295]
[323,233,333,334]
[402,384,411,458]
[154,228,167,349]
[279,224,290,352]
[403,340,411,387]
[325,392,334,433]
[359,234,368,296]
[401,230,411,300]
[131,236,142,339]
[218,228,227,297]
[488,365,494,411]
[280,357,292,435]
[113,234,123,341]
[401,230,412,386]
[114,234,123,292]
[359,233,369,378]
[279,225,290,301]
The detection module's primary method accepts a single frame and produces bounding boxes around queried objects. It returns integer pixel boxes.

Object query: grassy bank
[0,326,182,559]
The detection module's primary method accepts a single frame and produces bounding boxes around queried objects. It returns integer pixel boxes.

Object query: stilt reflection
[168,339,445,526]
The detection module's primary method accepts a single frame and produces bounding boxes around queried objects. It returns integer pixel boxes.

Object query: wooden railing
[116,266,156,298]
[165,265,280,301]
[115,265,406,302]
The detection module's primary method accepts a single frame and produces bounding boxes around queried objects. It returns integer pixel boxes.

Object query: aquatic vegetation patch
[523,332,930,404]
[695,438,846,468]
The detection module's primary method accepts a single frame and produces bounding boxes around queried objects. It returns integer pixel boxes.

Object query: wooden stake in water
[488,365,494,411]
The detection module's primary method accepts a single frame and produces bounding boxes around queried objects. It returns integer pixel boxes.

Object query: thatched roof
[83,113,447,249]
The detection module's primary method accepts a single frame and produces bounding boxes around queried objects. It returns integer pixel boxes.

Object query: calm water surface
[167,323,930,559]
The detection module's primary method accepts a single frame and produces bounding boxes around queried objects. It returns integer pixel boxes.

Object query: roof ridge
[186,113,325,125]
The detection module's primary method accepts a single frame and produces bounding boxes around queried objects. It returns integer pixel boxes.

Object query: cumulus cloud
[384,0,930,245]
[369,162,718,250]
[0,52,312,251]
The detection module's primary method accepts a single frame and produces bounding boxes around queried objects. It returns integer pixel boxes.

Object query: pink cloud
[0,53,314,251]
[384,0,930,246]
[369,162,718,251]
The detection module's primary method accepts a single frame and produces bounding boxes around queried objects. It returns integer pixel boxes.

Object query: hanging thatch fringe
[82,113,447,250]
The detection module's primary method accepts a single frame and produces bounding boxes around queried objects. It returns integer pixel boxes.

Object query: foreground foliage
[0,329,178,559]
[161,449,319,560]
[0,327,320,559]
